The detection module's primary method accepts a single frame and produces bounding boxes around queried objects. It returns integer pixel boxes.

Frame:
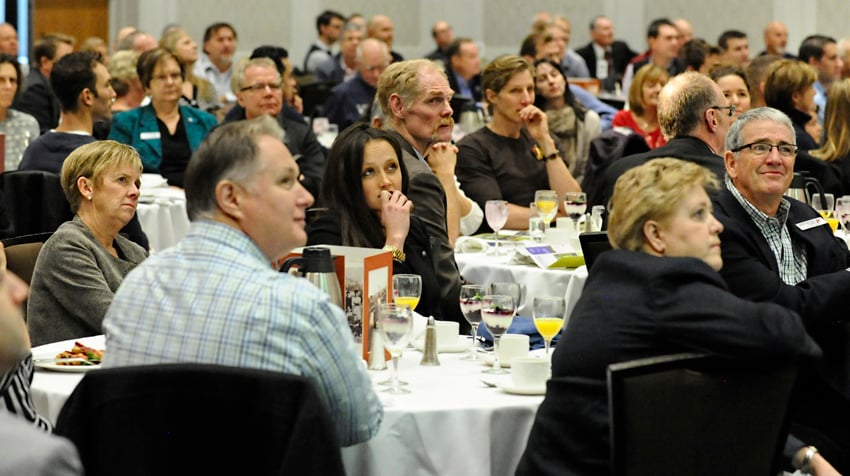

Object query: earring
[88,195,93,201]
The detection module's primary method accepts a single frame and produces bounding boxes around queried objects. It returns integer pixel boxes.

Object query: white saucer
[499,382,546,395]
[412,336,471,353]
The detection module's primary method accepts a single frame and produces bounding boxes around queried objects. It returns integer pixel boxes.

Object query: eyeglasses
[239,81,282,93]
[731,142,798,157]
[709,104,736,117]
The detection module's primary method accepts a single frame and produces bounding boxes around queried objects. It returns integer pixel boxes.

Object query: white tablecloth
[30,336,546,476]
[456,252,588,322]
[136,187,190,252]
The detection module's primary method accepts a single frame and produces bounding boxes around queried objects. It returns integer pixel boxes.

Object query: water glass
[459,284,485,360]
[378,303,414,394]
[481,294,516,375]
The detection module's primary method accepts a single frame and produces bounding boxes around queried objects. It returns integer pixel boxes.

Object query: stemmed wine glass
[377,303,414,394]
[490,282,522,314]
[836,196,850,237]
[534,190,559,231]
[377,274,421,386]
[393,274,422,313]
[459,284,485,360]
[481,294,516,375]
[485,200,509,255]
[564,192,588,235]
[532,296,566,359]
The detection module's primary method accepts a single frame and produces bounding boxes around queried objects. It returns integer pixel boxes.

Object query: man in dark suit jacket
[322,39,388,130]
[230,57,327,200]
[444,38,483,122]
[575,16,637,92]
[597,72,732,206]
[714,107,850,472]
[13,35,73,135]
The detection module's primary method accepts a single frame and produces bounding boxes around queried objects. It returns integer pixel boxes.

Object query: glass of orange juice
[533,296,566,359]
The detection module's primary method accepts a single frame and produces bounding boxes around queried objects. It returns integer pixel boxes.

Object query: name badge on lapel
[796,217,827,231]
[140,131,161,141]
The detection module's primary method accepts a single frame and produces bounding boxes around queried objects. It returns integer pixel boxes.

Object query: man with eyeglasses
[322,38,389,131]
[714,107,850,474]
[598,71,733,206]
[227,57,326,199]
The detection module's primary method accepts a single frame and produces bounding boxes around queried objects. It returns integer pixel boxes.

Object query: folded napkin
[454,236,489,254]
[476,316,561,350]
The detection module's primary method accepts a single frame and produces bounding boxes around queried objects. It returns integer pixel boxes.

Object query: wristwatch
[382,244,406,262]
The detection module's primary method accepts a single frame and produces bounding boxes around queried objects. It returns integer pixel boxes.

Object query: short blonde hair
[60,141,143,212]
[376,59,442,119]
[608,158,719,251]
[764,59,817,113]
[108,50,140,97]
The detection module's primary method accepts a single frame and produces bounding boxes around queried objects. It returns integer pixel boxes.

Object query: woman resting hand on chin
[307,123,460,323]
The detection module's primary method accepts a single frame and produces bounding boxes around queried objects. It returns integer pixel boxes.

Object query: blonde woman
[811,79,850,192]
[612,63,668,149]
[159,28,216,111]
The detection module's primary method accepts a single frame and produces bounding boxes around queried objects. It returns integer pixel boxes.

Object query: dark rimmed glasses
[731,142,798,157]
[709,104,736,117]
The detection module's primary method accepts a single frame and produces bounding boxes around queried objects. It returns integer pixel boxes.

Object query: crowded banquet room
[5,0,850,474]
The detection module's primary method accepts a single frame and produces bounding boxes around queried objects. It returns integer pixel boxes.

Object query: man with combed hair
[227,57,326,199]
[718,30,750,66]
[621,18,684,94]
[193,22,238,107]
[102,116,383,446]
[799,34,843,123]
[322,38,389,130]
[13,34,74,134]
[315,21,361,85]
[302,9,345,74]
[597,71,733,206]
[376,59,474,329]
[576,15,638,92]
[713,107,850,473]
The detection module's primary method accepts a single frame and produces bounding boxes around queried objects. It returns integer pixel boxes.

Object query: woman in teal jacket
[109,47,217,187]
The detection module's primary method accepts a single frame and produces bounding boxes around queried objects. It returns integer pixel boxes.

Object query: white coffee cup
[497,334,529,367]
[435,320,459,348]
[511,357,549,389]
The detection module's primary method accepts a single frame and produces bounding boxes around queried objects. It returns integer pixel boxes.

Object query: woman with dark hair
[612,63,668,149]
[533,58,601,183]
[109,47,217,187]
[307,123,451,321]
[0,53,39,170]
[708,63,751,119]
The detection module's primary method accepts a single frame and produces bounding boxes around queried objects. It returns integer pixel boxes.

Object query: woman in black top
[307,123,458,322]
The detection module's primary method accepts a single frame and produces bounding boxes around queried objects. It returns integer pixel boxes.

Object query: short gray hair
[725,107,795,153]
[184,115,284,220]
[231,57,278,94]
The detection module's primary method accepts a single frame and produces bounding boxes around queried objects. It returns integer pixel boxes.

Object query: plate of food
[34,341,104,372]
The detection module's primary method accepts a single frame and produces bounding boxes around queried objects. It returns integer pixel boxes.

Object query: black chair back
[579,231,612,271]
[608,353,798,476]
[0,170,72,238]
[583,129,650,207]
[55,363,346,476]
[300,81,336,120]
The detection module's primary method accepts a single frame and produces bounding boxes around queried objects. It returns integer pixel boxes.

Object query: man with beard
[194,22,238,108]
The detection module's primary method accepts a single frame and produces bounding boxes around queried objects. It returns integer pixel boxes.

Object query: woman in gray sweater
[27,141,148,346]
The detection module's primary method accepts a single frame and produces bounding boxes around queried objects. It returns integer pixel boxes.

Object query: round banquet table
[30,335,550,476]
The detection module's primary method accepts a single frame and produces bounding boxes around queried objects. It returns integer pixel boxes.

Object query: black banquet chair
[0,169,73,239]
[607,353,799,476]
[54,363,346,476]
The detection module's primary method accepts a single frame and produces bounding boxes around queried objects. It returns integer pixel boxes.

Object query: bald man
[759,21,795,59]
[367,14,403,62]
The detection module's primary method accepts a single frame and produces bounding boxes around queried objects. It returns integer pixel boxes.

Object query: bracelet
[542,152,559,161]
[382,244,406,262]
[800,446,818,474]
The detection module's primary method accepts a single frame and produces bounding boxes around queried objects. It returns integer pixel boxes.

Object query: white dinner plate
[32,335,105,373]
[499,382,546,396]
[412,336,471,353]
[33,361,99,373]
